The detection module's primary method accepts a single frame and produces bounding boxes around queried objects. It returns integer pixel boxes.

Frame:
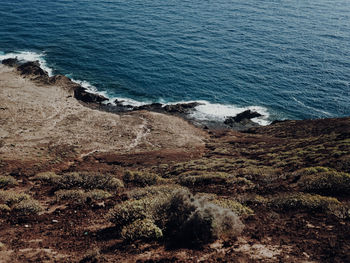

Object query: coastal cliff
[0,63,349,262]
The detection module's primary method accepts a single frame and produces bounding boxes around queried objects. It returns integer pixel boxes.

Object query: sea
[1,0,350,124]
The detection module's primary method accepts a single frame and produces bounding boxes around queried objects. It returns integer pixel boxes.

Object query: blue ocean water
[1,0,350,122]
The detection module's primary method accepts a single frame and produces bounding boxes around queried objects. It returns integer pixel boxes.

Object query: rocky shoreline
[2,58,266,131]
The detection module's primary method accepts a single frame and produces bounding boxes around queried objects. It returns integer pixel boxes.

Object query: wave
[188,101,271,125]
[0,51,53,76]
[0,50,270,125]
[292,97,332,117]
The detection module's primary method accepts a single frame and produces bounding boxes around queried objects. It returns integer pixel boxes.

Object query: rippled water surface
[1,0,350,121]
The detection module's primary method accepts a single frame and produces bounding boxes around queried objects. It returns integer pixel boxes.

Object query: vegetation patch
[35,172,124,191]
[127,184,185,200]
[121,219,163,241]
[269,192,346,218]
[177,171,253,188]
[12,199,43,215]
[210,197,254,216]
[0,190,42,215]
[0,175,18,188]
[123,170,161,187]
[55,189,112,205]
[109,188,244,246]
[33,172,60,184]
[297,167,350,195]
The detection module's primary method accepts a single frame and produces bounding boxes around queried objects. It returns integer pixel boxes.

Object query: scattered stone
[24,224,29,228]
[52,219,58,223]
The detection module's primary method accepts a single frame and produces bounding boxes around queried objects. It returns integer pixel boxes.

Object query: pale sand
[0,65,206,162]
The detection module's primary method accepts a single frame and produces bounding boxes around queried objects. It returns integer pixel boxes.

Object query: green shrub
[0,175,17,188]
[33,172,60,184]
[50,172,124,191]
[12,199,43,215]
[269,193,343,217]
[0,190,30,206]
[177,171,252,187]
[87,189,112,200]
[109,188,244,246]
[127,184,185,200]
[160,189,244,246]
[0,204,11,213]
[121,219,163,241]
[55,189,86,204]
[123,171,160,187]
[55,189,112,204]
[210,198,254,216]
[297,168,350,195]
[237,194,268,206]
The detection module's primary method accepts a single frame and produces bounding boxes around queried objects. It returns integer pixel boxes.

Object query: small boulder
[17,61,48,77]
[232,110,262,122]
[163,102,201,114]
[2,58,19,67]
[74,86,108,103]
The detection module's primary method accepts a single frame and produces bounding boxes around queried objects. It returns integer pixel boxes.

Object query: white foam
[188,100,271,125]
[292,97,332,117]
[0,51,270,125]
[110,97,150,107]
[0,51,53,76]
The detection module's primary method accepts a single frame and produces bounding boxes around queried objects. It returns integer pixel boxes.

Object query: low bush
[36,172,124,191]
[12,199,43,215]
[109,188,244,246]
[0,191,42,215]
[127,184,185,200]
[55,189,112,205]
[33,172,60,184]
[0,204,11,213]
[161,189,244,246]
[0,175,18,188]
[297,168,350,195]
[108,198,157,228]
[88,189,112,200]
[121,219,163,241]
[269,192,344,217]
[210,197,254,216]
[0,190,30,206]
[123,171,160,187]
[177,171,253,187]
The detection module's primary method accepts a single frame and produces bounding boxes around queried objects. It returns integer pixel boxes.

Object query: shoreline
[1,56,271,131]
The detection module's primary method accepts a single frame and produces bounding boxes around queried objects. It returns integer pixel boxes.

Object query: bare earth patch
[0,65,206,166]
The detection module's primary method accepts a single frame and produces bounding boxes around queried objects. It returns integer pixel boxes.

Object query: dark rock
[271,119,288,125]
[163,102,201,114]
[224,110,262,126]
[224,110,263,129]
[17,61,49,77]
[233,110,262,122]
[2,58,19,67]
[136,103,163,111]
[74,86,108,104]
